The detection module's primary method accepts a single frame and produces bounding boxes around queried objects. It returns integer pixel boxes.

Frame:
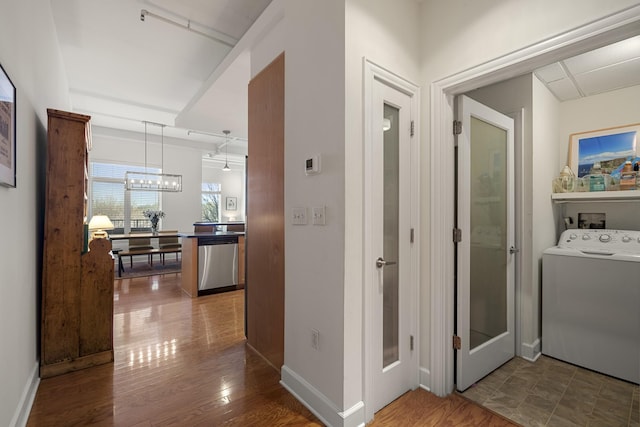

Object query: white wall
[558,84,640,232]
[0,1,71,426]
[270,1,421,424]
[281,0,347,416]
[250,15,285,79]
[531,75,561,351]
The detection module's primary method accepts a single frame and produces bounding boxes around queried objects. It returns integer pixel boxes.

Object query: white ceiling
[535,35,640,101]
[50,1,639,155]
[50,0,272,154]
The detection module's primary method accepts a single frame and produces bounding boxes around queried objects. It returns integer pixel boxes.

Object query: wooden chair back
[128,236,153,251]
[159,230,181,249]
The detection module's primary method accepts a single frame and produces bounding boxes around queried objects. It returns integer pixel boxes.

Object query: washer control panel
[558,229,640,254]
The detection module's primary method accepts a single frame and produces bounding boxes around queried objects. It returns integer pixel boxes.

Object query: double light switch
[292,206,326,225]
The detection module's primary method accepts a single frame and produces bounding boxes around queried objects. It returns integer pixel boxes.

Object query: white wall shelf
[551,190,640,203]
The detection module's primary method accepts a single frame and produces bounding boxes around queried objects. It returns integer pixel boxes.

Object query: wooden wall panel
[79,238,114,357]
[180,237,199,298]
[247,53,285,370]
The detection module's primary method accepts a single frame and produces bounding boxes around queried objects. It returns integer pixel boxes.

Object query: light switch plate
[292,207,307,225]
[312,206,326,225]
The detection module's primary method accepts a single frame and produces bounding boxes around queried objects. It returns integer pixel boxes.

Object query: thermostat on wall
[305,155,320,175]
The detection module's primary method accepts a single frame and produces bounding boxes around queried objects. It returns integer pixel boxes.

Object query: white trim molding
[9,362,40,427]
[419,366,431,392]
[521,339,542,362]
[281,365,365,427]
[429,4,640,397]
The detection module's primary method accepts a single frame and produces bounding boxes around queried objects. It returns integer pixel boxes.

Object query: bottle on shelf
[619,160,637,191]
[588,161,606,192]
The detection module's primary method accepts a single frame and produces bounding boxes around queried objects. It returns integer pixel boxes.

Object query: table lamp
[88,215,114,240]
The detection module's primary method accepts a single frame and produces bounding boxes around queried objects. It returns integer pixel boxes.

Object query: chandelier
[124,122,183,192]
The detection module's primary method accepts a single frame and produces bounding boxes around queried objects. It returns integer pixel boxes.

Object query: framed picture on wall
[0,63,16,188]
[569,123,639,178]
[226,196,237,211]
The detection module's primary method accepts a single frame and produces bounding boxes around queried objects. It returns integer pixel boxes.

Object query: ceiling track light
[187,129,248,143]
[139,9,236,48]
[124,121,183,192]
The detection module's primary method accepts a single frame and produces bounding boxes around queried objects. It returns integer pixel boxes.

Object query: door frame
[429,5,640,397]
[363,58,420,422]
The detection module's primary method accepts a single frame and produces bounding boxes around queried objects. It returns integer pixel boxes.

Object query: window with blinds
[90,162,160,232]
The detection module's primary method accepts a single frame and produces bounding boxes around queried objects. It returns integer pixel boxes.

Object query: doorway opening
[429,5,640,397]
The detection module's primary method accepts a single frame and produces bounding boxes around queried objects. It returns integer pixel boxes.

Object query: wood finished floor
[27,273,518,426]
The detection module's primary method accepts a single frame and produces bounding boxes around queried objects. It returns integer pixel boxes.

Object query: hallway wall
[0,1,71,425]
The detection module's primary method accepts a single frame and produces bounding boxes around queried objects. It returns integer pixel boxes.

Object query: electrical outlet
[311,329,320,350]
[312,206,325,225]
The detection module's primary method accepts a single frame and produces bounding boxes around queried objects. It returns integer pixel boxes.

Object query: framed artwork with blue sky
[569,123,639,178]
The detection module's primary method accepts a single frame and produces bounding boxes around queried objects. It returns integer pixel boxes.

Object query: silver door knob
[376,257,397,268]
[509,246,520,254]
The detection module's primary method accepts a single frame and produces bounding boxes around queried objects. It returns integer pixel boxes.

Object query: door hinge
[410,335,414,351]
[410,228,414,243]
[410,120,415,137]
[453,120,462,135]
[453,335,461,350]
[453,228,462,243]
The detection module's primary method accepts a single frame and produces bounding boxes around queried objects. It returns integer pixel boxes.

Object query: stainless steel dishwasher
[197,235,238,294]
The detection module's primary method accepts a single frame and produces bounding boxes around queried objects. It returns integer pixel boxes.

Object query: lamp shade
[88,215,114,231]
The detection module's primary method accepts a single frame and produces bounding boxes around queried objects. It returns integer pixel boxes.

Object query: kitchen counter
[180,232,245,297]
[192,222,245,232]
[179,231,245,238]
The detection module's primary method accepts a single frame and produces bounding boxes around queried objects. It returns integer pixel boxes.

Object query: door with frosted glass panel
[370,79,414,412]
[456,95,515,392]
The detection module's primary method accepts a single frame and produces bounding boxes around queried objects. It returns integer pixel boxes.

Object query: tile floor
[462,355,639,427]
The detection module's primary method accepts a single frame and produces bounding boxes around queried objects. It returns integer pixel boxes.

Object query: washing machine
[542,228,640,384]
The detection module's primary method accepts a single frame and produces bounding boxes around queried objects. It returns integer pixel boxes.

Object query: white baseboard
[419,366,431,392]
[521,338,541,362]
[10,362,40,427]
[281,365,365,427]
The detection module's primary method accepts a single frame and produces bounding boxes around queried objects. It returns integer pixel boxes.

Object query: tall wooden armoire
[40,109,114,378]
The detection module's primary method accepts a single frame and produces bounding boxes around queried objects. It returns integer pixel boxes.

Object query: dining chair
[158,230,181,264]
[127,235,154,267]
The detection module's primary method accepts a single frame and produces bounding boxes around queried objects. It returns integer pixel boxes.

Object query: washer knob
[582,234,591,240]
[599,234,611,243]
[569,233,577,240]
[622,235,631,243]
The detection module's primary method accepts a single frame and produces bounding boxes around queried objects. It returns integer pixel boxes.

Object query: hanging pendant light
[222,130,231,172]
[124,121,183,191]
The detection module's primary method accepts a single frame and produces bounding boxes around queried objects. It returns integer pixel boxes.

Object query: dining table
[108,231,183,277]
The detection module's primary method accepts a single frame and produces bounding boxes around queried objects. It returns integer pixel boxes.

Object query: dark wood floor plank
[27,273,518,426]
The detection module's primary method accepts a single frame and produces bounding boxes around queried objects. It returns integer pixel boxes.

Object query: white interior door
[367,78,415,413]
[456,95,515,392]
